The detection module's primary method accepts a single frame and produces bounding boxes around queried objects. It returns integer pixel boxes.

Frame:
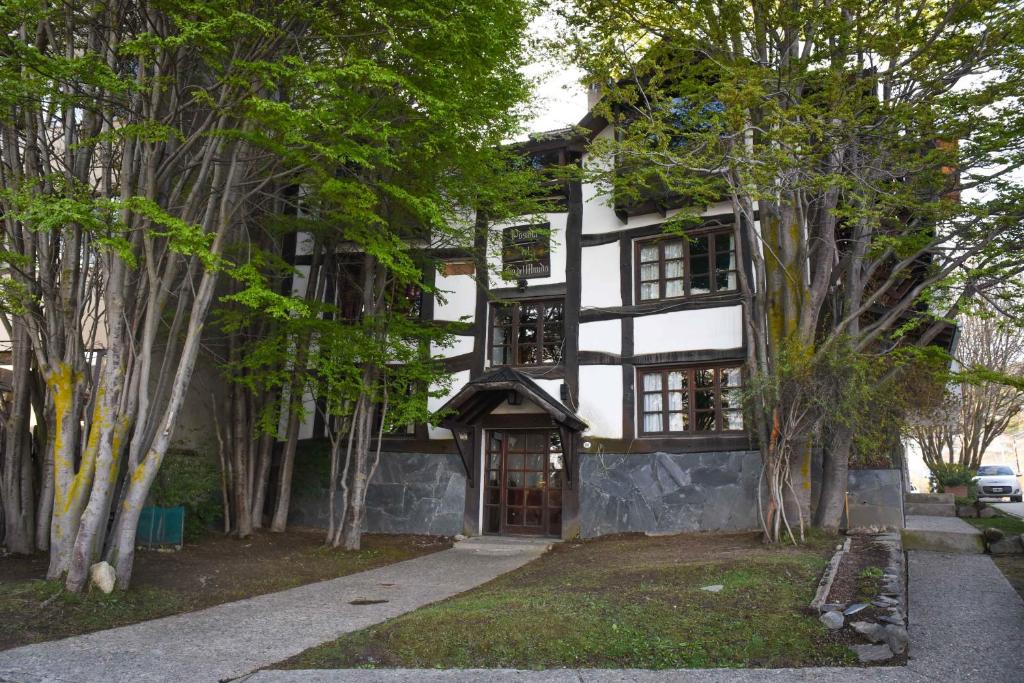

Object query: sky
[520,15,589,135]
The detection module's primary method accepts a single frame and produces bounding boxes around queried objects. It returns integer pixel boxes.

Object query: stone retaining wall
[847,468,905,529]
[288,451,466,536]
[578,450,762,538]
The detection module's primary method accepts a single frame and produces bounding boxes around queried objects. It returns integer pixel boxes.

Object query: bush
[928,462,976,492]
[151,449,222,540]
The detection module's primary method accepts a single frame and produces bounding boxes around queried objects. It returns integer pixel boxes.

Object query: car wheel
[1011,495,1023,503]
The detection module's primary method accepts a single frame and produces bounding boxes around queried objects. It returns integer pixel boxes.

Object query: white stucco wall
[531,378,564,404]
[633,306,743,355]
[433,271,477,322]
[580,241,622,309]
[428,369,470,439]
[578,319,621,355]
[432,334,474,359]
[578,365,623,439]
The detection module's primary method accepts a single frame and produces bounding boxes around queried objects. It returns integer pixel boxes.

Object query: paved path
[993,502,1024,519]
[0,536,552,683]
[249,550,1024,683]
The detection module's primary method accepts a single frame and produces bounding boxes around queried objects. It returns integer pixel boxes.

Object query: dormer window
[636,229,737,301]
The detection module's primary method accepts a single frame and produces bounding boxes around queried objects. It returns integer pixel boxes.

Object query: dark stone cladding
[288,452,466,536]
[579,450,761,538]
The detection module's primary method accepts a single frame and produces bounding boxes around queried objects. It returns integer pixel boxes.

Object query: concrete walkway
[993,501,1024,519]
[250,549,1024,683]
[902,514,984,553]
[0,536,553,683]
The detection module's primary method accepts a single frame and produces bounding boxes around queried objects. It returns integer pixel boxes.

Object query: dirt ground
[993,556,1024,601]
[821,534,906,665]
[0,529,450,651]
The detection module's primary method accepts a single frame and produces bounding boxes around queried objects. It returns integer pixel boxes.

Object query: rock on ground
[852,643,895,663]
[89,562,115,594]
[819,611,844,630]
[988,536,1023,555]
[884,624,909,655]
[850,621,888,644]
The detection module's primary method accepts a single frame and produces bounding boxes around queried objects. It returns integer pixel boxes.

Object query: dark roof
[436,366,587,432]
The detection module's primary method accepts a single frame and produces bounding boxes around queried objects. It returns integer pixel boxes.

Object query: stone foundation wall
[288,451,466,536]
[578,450,762,538]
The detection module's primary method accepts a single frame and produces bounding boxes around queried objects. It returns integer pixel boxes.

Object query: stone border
[815,530,909,663]
[810,536,850,612]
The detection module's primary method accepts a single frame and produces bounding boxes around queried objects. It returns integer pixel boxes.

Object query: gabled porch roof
[436,366,587,432]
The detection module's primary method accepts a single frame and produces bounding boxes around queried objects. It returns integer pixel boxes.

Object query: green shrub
[151,449,222,540]
[928,462,976,492]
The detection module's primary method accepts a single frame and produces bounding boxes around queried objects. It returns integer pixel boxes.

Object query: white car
[973,465,1023,502]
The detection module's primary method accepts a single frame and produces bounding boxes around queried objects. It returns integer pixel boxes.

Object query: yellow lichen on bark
[46,363,78,474]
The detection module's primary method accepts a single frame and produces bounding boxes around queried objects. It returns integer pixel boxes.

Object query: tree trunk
[270,402,301,532]
[34,387,53,552]
[230,380,253,538]
[46,365,89,579]
[1,322,36,555]
[250,426,274,529]
[814,425,852,531]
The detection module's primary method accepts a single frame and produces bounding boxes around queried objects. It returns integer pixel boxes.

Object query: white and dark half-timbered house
[287,110,773,540]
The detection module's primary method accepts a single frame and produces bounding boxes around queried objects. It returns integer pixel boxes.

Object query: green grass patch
[964,511,1024,536]
[278,532,856,670]
[0,579,185,646]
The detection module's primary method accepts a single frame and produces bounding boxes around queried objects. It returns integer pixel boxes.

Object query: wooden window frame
[637,364,745,436]
[489,299,564,367]
[634,229,739,302]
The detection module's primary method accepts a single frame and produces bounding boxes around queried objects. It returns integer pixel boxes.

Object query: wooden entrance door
[484,430,563,536]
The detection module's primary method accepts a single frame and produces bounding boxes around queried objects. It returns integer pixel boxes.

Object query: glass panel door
[484,430,563,537]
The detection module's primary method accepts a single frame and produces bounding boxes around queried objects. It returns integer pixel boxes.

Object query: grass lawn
[0,530,449,650]
[276,531,857,670]
[963,511,1024,536]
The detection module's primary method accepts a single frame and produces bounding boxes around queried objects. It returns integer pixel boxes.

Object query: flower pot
[944,484,968,497]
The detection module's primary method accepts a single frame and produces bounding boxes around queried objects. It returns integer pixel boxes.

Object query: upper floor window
[636,230,737,301]
[491,299,564,366]
[638,365,744,435]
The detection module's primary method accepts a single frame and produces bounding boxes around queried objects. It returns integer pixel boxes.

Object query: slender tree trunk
[814,425,852,530]
[230,379,253,538]
[34,381,53,552]
[341,387,377,551]
[2,322,35,554]
[270,402,301,532]
[250,423,274,529]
